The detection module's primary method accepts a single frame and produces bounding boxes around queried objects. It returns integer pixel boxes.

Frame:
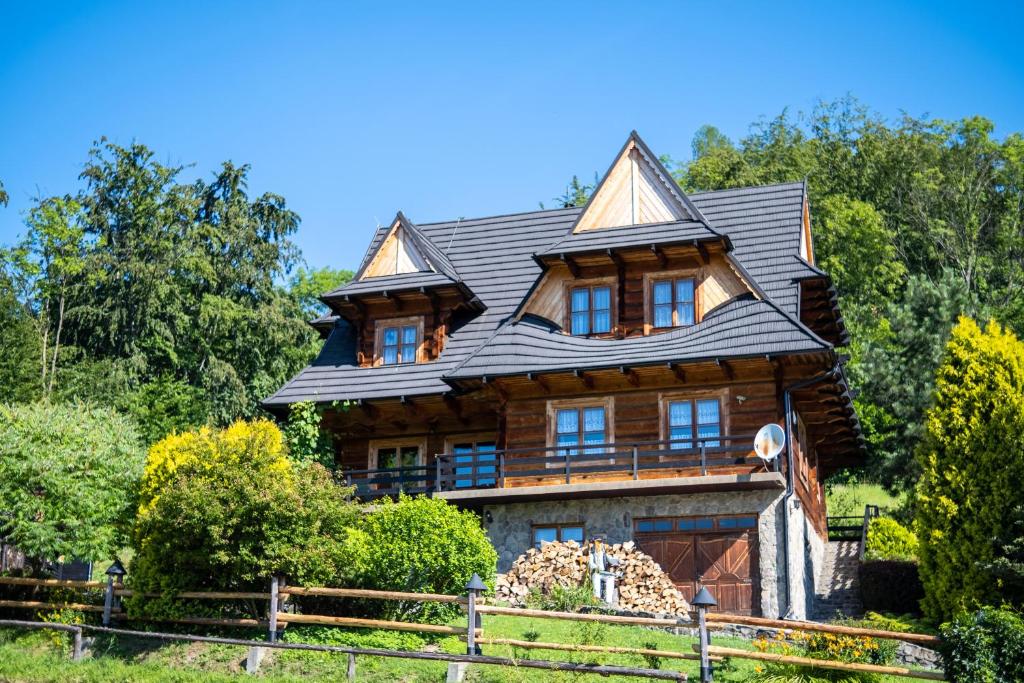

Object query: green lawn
[0,613,937,682]
[825,481,905,518]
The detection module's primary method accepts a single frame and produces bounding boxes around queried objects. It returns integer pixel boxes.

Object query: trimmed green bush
[915,318,1024,622]
[129,420,359,617]
[0,402,144,563]
[344,495,497,623]
[859,560,924,615]
[864,517,918,561]
[941,606,1024,683]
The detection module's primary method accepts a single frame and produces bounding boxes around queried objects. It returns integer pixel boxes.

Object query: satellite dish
[754,423,786,462]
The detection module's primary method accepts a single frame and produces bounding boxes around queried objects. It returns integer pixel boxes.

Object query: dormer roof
[322,212,480,308]
[537,132,730,261]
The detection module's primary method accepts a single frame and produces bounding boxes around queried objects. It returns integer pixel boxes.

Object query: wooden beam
[619,366,640,387]
[715,358,735,380]
[667,362,686,383]
[526,372,551,394]
[649,244,667,268]
[443,394,463,419]
[385,290,403,311]
[559,253,580,278]
[573,369,594,389]
[608,249,626,334]
[694,240,710,265]
[400,395,421,417]
[482,376,509,404]
[358,400,379,420]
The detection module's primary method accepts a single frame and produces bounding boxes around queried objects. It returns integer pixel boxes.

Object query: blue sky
[1,1,1022,272]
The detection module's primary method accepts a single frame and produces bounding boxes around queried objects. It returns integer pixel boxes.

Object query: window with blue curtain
[452,440,496,489]
[697,399,721,447]
[668,400,694,448]
[400,325,417,362]
[380,323,419,364]
[570,286,612,335]
[667,398,721,449]
[555,406,606,456]
[382,327,399,365]
[652,277,696,328]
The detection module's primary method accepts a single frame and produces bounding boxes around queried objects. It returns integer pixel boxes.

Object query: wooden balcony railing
[343,434,777,500]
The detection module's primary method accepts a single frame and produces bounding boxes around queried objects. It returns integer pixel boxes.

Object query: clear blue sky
[2,1,1022,272]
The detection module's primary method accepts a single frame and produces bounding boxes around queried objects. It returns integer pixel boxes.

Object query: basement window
[532,524,585,548]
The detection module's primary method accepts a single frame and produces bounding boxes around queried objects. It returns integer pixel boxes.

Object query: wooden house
[265,132,862,618]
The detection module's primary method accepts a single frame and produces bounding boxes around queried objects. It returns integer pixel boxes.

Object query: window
[369,438,426,493]
[665,397,722,448]
[450,439,497,489]
[635,515,756,534]
[555,406,607,456]
[375,317,422,365]
[652,277,695,328]
[570,285,612,335]
[532,524,585,548]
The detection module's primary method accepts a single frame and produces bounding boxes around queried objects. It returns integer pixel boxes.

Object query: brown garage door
[634,515,759,615]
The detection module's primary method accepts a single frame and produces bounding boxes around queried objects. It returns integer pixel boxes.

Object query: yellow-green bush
[915,318,1024,622]
[129,420,358,618]
[864,517,918,561]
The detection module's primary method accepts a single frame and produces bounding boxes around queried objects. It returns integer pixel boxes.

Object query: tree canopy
[1,140,351,442]
[0,402,144,562]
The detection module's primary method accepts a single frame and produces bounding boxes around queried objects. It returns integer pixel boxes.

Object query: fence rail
[0,573,944,681]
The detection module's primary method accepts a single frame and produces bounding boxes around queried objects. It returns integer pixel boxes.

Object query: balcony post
[565,452,571,485]
[498,451,505,488]
[700,443,707,476]
[435,456,442,494]
[632,446,639,480]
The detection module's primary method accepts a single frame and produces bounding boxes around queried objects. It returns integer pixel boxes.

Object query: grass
[825,481,906,518]
[0,613,938,682]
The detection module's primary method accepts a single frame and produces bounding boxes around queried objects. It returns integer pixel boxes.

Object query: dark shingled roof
[325,270,458,297]
[447,297,828,379]
[264,208,580,405]
[265,181,825,405]
[537,219,723,257]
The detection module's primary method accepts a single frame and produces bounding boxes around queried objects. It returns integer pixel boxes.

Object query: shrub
[129,420,359,617]
[525,583,597,612]
[750,629,896,682]
[0,402,144,563]
[941,606,1024,683]
[864,517,918,561]
[915,318,1024,622]
[859,560,924,615]
[344,495,497,623]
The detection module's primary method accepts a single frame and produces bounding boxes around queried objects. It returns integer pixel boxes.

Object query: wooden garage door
[634,515,759,615]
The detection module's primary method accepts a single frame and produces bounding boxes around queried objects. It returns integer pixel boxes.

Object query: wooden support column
[573,369,594,389]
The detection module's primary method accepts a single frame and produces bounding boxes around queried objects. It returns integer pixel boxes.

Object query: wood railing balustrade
[343,434,775,499]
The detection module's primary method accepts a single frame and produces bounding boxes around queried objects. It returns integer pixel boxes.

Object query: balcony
[342,434,785,503]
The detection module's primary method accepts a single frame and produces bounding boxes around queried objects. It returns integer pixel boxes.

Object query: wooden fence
[0,574,945,681]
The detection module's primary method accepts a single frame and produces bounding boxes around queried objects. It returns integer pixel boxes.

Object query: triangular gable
[572,131,702,233]
[358,212,432,279]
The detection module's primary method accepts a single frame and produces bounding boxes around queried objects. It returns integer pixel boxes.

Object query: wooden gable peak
[571,131,702,234]
[359,212,432,279]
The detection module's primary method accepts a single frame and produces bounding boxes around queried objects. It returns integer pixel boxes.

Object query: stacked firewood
[494,540,690,615]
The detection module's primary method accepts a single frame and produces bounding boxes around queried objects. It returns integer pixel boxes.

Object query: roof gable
[355,211,462,282]
[571,131,703,233]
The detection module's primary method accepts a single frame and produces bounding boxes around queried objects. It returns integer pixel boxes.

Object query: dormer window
[376,316,423,365]
[569,284,612,336]
[651,276,696,329]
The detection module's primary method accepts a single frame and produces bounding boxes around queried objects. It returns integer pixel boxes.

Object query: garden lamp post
[103,559,127,626]
[691,586,717,683]
[465,573,486,655]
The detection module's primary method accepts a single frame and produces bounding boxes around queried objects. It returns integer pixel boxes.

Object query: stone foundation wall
[483,489,823,619]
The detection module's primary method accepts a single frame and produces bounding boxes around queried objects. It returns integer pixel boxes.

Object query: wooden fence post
[347,653,356,680]
[465,573,485,656]
[71,626,83,662]
[268,576,280,643]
